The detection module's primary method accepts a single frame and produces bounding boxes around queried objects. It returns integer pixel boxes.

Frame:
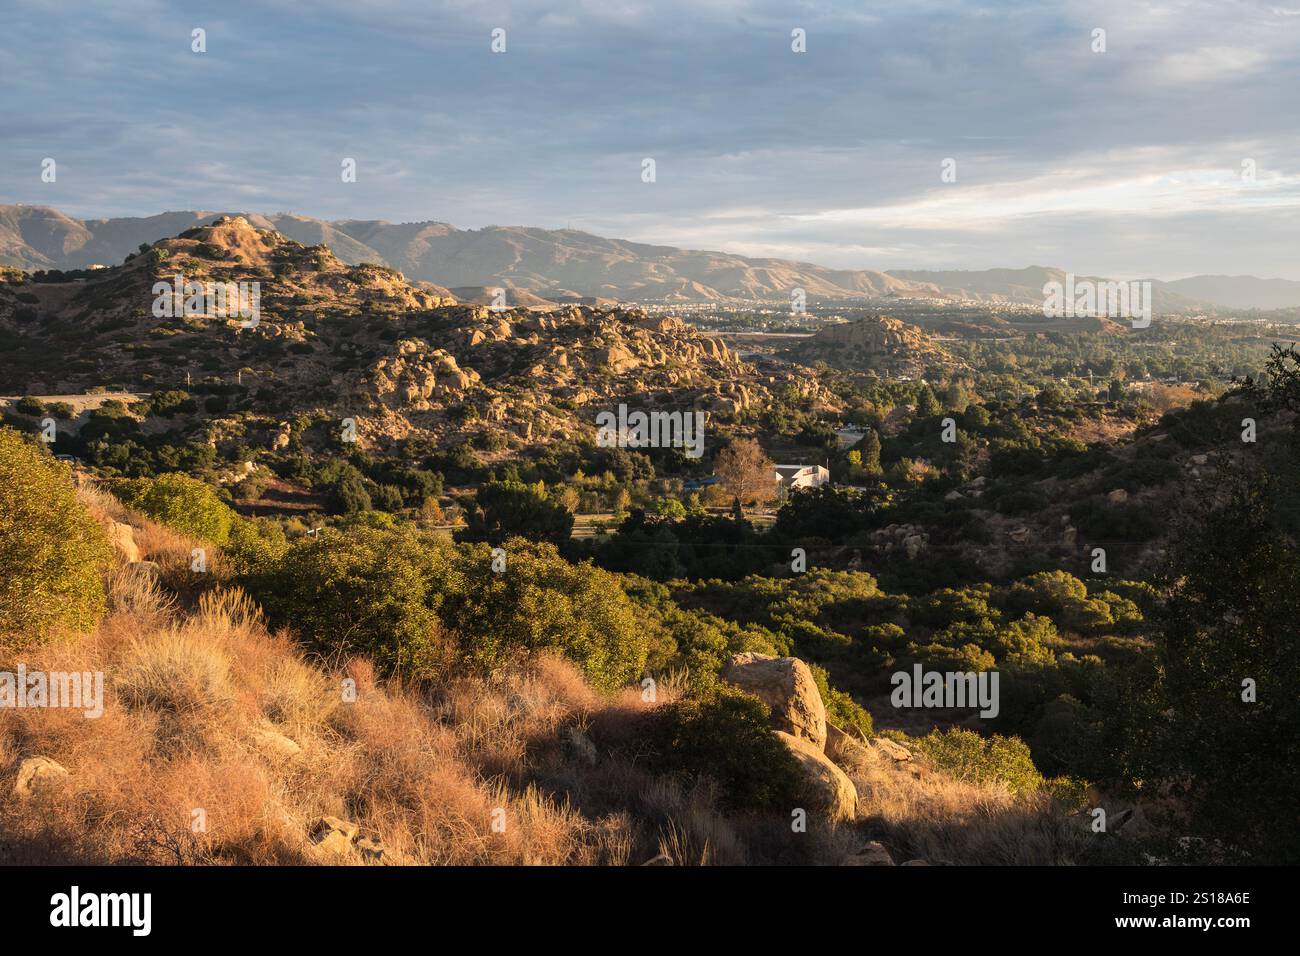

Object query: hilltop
[782,315,956,376]
[0,216,834,452]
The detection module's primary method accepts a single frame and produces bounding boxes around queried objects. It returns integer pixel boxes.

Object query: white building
[774,464,830,493]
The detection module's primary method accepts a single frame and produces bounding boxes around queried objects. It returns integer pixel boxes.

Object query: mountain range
[4,204,1300,311]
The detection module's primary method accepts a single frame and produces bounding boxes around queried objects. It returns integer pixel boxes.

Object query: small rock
[842,841,894,866]
[252,725,302,759]
[107,521,141,563]
[15,756,69,798]
[354,834,386,864]
[1107,488,1129,504]
[868,737,914,763]
[309,816,359,856]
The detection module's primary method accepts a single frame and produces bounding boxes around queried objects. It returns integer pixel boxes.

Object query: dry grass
[1,493,1089,866]
[847,747,1090,865]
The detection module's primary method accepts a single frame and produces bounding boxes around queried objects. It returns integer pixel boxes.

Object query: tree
[714,438,775,510]
[851,428,883,476]
[457,479,574,545]
[915,384,941,418]
[0,428,110,646]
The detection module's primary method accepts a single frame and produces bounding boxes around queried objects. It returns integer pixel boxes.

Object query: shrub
[14,396,45,416]
[119,473,236,544]
[0,428,110,646]
[457,479,574,546]
[810,663,873,737]
[649,686,804,811]
[247,530,650,689]
[247,526,448,679]
[912,727,1044,795]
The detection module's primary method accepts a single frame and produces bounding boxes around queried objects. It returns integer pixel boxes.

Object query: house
[773,464,830,493]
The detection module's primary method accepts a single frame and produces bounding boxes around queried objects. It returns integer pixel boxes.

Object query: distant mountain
[0,205,943,303]
[886,267,1215,314]
[4,205,1299,311]
[1162,274,1300,311]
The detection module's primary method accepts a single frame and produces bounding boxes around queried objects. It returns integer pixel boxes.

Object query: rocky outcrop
[362,339,481,410]
[722,653,827,750]
[789,315,953,374]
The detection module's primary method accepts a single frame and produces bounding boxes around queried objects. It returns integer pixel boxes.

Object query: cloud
[1,0,1299,277]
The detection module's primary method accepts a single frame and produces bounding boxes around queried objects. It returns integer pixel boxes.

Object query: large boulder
[722,653,827,750]
[776,731,857,823]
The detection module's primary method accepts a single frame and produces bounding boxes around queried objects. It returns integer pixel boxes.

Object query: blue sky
[3,0,1299,278]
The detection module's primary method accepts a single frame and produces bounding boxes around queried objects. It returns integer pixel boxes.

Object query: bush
[14,396,45,416]
[248,527,450,678]
[810,663,873,737]
[119,473,236,544]
[0,428,111,646]
[649,686,804,811]
[247,530,651,689]
[912,727,1044,795]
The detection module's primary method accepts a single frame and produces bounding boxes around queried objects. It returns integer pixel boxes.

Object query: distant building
[683,475,721,492]
[773,464,830,493]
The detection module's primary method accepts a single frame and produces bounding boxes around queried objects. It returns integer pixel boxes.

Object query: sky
[2,0,1299,279]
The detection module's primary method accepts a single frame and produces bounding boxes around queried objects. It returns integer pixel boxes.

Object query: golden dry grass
[1,492,1090,866]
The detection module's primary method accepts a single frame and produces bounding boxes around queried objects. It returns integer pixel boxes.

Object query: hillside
[0,462,1093,866]
[782,315,956,376]
[0,216,835,452]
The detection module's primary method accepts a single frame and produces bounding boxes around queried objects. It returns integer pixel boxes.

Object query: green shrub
[14,396,45,417]
[912,727,1044,795]
[247,530,650,689]
[810,663,873,737]
[119,473,236,544]
[0,428,111,646]
[649,686,804,811]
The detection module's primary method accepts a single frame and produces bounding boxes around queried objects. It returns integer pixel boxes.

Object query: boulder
[15,756,69,798]
[824,723,873,772]
[722,653,827,750]
[776,731,857,823]
[107,521,141,563]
